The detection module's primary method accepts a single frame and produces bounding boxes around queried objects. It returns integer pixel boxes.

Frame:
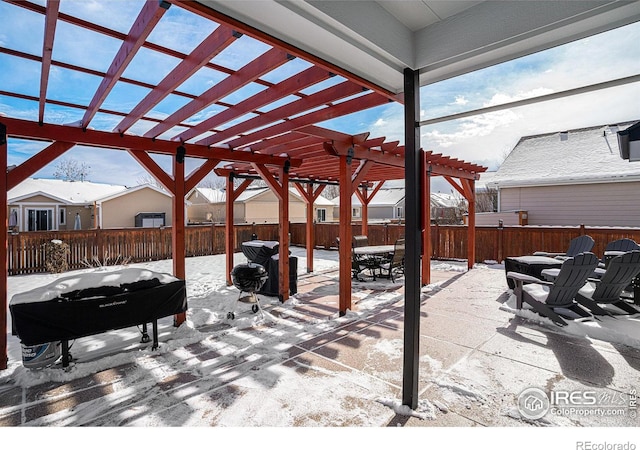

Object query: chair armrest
[506,271,552,286]
[532,251,566,257]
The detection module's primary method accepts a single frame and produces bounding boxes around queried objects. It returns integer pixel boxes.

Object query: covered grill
[228,263,268,319]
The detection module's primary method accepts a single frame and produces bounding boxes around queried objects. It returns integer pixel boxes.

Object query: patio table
[352,245,395,281]
[353,245,395,256]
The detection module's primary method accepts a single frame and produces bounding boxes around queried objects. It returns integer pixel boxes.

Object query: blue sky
[1,1,639,192]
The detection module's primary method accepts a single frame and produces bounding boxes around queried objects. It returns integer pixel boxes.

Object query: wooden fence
[7,223,640,275]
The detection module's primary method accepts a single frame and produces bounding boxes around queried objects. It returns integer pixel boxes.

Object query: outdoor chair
[575,250,640,316]
[507,252,599,326]
[532,235,595,261]
[599,238,640,268]
[378,238,405,283]
[349,235,376,280]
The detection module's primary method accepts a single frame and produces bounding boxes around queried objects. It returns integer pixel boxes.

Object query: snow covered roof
[8,178,127,205]
[491,121,640,188]
[191,186,332,206]
[476,171,497,191]
[94,184,172,204]
[190,187,226,204]
[332,184,459,208]
[430,192,460,208]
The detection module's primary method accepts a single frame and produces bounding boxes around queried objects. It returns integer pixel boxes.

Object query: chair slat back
[604,238,640,252]
[546,252,598,306]
[566,235,595,257]
[352,235,369,248]
[391,238,405,269]
[592,250,640,303]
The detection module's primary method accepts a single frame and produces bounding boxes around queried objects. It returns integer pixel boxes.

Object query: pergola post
[251,163,290,301]
[225,175,235,286]
[294,182,326,273]
[338,154,353,315]
[305,183,315,273]
[278,165,290,301]
[421,152,431,285]
[221,175,252,286]
[463,179,476,270]
[172,154,186,326]
[1,123,8,370]
[402,67,421,410]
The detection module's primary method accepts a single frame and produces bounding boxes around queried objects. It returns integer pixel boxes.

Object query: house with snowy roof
[331,179,463,224]
[186,186,335,224]
[7,178,175,231]
[482,120,640,227]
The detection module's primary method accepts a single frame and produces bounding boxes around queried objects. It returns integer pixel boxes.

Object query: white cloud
[452,96,468,106]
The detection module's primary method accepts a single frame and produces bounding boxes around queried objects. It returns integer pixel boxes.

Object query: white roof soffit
[195,1,640,92]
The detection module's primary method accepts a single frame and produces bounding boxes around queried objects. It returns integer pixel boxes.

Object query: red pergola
[0,0,485,378]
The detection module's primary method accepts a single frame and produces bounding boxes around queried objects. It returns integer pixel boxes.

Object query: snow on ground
[2,248,639,443]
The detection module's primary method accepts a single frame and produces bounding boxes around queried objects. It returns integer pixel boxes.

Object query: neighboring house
[331,180,462,223]
[482,120,640,227]
[95,184,175,229]
[475,171,498,213]
[7,178,176,231]
[186,186,335,224]
[7,178,126,232]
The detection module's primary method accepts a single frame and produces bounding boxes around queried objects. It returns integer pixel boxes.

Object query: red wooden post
[278,167,290,302]
[467,179,476,270]
[225,175,234,286]
[338,154,353,315]
[305,184,314,273]
[172,155,186,326]
[421,154,431,285]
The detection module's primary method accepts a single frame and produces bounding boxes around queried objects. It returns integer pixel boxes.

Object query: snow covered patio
[1,247,639,440]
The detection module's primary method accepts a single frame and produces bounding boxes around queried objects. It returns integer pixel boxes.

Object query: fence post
[95,227,103,263]
[434,223,439,259]
[497,221,504,263]
[580,224,586,235]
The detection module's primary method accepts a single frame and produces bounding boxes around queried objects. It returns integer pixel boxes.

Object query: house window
[352,208,360,218]
[27,208,54,231]
[396,206,404,218]
[59,208,66,226]
[316,208,326,222]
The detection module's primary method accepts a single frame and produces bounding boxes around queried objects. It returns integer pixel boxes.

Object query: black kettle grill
[228,263,268,319]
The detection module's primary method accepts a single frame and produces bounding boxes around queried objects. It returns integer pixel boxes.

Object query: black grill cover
[10,279,187,346]
[241,240,279,266]
[231,263,268,293]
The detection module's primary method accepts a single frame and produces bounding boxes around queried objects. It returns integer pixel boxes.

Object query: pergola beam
[1,117,300,167]
[221,92,389,150]
[175,65,332,143]
[119,27,241,137]
[197,81,366,147]
[144,47,291,139]
[82,1,169,128]
[39,0,59,124]
[7,141,75,191]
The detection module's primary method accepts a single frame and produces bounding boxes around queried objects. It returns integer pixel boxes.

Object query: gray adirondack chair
[533,235,595,260]
[507,252,599,326]
[575,250,640,316]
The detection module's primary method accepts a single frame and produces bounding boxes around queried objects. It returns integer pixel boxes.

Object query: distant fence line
[7,223,640,275]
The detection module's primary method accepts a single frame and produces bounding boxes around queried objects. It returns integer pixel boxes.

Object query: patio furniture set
[505,235,640,326]
[338,235,406,282]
